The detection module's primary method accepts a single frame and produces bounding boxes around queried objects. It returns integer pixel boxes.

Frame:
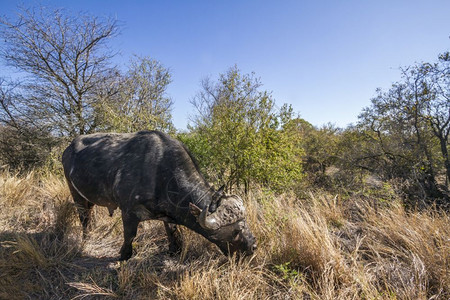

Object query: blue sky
[1,0,449,130]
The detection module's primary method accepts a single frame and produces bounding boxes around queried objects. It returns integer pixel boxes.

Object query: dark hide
[62,131,256,260]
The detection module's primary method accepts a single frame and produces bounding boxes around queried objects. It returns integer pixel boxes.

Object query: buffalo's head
[189,193,257,256]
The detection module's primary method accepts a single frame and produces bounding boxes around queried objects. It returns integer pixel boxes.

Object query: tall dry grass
[0,171,448,299]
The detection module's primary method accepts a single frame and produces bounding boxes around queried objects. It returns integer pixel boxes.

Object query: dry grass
[0,171,448,299]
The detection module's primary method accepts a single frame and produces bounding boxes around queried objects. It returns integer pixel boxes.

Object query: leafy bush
[0,125,58,172]
[185,66,304,192]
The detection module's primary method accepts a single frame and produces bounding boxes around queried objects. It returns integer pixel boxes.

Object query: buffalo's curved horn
[198,204,220,230]
[199,196,245,230]
[217,196,246,225]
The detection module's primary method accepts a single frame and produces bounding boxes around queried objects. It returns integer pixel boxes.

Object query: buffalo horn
[198,204,220,230]
[198,197,245,230]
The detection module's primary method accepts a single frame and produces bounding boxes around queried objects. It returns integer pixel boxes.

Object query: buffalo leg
[164,222,183,254]
[69,186,94,239]
[119,211,140,260]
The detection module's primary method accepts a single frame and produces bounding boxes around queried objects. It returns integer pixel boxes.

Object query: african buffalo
[62,131,257,260]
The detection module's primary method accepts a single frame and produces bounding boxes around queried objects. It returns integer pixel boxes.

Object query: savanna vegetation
[0,6,448,300]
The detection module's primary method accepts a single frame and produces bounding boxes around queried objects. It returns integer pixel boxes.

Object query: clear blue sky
[1,0,449,130]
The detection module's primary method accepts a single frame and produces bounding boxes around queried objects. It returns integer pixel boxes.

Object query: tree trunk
[438,135,450,187]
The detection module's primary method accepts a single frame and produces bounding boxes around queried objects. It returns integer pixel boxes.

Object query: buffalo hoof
[119,246,133,261]
[119,252,132,261]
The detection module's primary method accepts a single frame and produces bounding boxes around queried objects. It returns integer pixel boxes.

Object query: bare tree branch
[0,6,120,136]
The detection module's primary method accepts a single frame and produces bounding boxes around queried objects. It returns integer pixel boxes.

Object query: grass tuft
[0,171,448,299]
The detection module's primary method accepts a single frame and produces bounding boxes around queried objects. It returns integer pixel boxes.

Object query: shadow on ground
[0,222,219,299]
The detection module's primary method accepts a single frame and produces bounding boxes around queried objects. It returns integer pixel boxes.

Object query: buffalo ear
[189,203,202,218]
